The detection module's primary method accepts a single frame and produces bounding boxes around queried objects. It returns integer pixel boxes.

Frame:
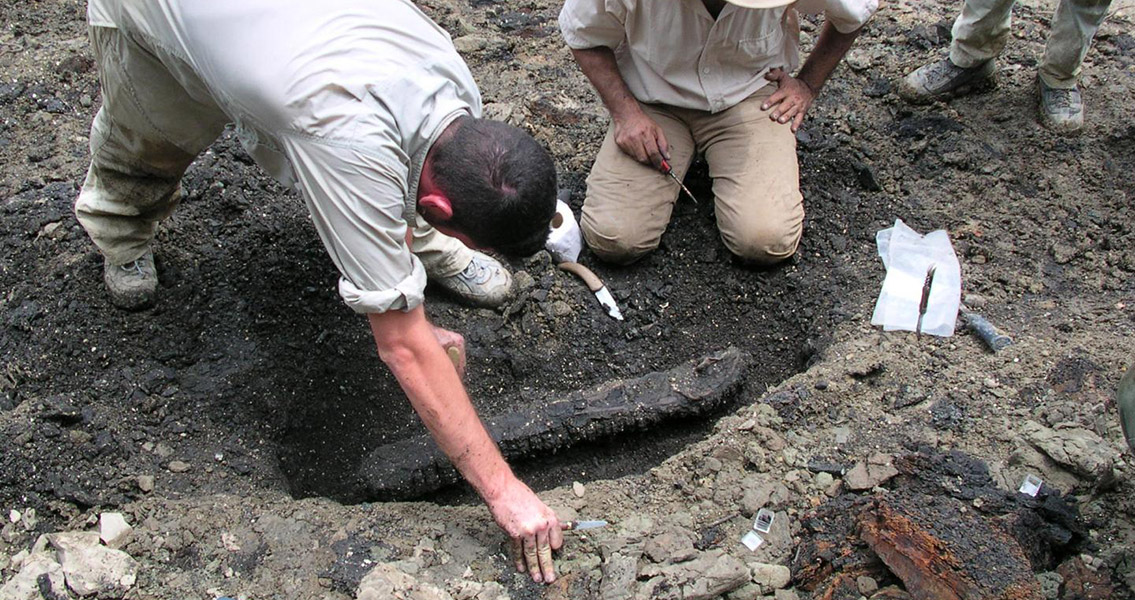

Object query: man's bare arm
[571,46,668,167]
[763,21,864,131]
[367,307,563,583]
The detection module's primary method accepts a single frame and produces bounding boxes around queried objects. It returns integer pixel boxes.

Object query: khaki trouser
[581,87,804,266]
[75,26,471,276]
[950,0,1112,88]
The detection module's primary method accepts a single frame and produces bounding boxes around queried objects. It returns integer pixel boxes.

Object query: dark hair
[429,117,557,257]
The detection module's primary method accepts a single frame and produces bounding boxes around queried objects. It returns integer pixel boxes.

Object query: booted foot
[1037,77,1084,133]
[898,58,996,104]
[104,250,157,310]
[430,251,513,308]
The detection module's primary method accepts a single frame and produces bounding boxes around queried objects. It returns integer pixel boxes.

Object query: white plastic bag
[545,199,582,263]
[870,219,961,336]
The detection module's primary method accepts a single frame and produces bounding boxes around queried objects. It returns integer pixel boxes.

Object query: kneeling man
[560,0,877,265]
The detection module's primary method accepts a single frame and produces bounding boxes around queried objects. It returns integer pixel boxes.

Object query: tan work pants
[75,26,471,276]
[950,0,1112,89]
[580,87,804,266]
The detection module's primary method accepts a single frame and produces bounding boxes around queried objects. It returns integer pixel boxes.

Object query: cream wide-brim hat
[724,0,795,8]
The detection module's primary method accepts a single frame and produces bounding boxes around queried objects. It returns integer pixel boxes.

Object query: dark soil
[1,0,1133,598]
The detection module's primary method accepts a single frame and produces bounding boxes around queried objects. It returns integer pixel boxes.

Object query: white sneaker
[430,251,513,308]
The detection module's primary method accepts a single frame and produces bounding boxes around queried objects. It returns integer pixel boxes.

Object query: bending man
[76,0,563,583]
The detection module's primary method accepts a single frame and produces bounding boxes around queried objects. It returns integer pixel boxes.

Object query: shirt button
[702,67,710,74]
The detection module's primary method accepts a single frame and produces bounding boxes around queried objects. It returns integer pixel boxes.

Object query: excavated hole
[275,167,819,505]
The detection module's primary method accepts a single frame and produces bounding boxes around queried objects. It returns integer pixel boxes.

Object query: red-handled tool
[659,158,697,204]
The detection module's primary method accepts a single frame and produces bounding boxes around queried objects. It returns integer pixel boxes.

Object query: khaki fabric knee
[690,89,803,265]
[579,103,695,265]
[75,26,228,265]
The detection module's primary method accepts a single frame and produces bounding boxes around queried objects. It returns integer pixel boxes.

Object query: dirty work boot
[430,251,513,308]
[1037,77,1084,133]
[897,58,996,104]
[103,250,157,310]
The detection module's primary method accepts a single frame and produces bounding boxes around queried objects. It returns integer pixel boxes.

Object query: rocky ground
[1,0,1133,598]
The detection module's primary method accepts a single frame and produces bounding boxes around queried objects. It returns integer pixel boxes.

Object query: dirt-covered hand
[762,68,816,133]
[489,479,563,584]
[431,325,465,377]
[613,109,669,169]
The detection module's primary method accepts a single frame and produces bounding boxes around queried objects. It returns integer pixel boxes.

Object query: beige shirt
[88,0,482,314]
[559,0,878,113]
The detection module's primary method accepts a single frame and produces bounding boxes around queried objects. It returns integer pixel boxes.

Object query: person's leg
[1040,0,1111,87]
[76,27,228,266]
[950,0,1018,68]
[691,88,803,266]
[411,226,513,308]
[76,26,227,308]
[412,226,473,277]
[580,104,694,265]
[898,0,1013,102]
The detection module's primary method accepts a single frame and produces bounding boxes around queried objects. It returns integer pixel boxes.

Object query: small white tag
[1018,474,1042,497]
[754,508,774,534]
[741,530,764,551]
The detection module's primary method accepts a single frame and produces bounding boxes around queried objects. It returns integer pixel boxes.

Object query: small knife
[558,262,624,321]
[562,520,608,531]
[660,158,697,204]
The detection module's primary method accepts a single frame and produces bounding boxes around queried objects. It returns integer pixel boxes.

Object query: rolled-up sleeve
[559,0,628,50]
[795,0,878,34]
[280,133,426,314]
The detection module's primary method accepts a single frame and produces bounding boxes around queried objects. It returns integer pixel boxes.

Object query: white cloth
[559,0,877,113]
[87,0,483,313]
[871,219,961,337]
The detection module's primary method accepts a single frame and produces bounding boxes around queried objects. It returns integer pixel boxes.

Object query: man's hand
[430,325,465,377]
[487,478,563,584]
[761,68,816,133]
[613,109,669,169]
[570,47,668,168]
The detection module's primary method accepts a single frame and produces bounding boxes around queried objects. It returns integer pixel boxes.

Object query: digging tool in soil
[358,347,751,499]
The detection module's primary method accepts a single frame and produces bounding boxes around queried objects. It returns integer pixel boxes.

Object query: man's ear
[419,193,454,224]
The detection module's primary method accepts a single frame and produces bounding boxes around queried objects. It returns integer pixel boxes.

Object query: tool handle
[558,262,604,293]
[561,521,576,531]
[961,308,1011,352]
[659,158,672,174]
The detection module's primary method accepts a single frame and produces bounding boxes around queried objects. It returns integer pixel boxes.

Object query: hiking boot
[1037,77,1084,133]
[897,58,996,104]
[430,251,513,308]
[104,250,157,310]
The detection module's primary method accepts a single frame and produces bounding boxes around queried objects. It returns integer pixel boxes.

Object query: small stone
[856,575,878,595]
[21,508,37,531]
[50,532,139,596]
[548,300,573,317]
[1036,571,1063,600]
[774,589,800,600]
[167,461,190,473]
[814,472,834,488]
[750,562,791,592]
[8,509,19,523]
[0,553,68,599]
[137,475,155,493]
[99,513,133,549]
[572,481,585,498]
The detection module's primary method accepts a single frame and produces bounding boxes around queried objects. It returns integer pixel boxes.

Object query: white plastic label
[1018,474,1043,497]
[741,530,764,551]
